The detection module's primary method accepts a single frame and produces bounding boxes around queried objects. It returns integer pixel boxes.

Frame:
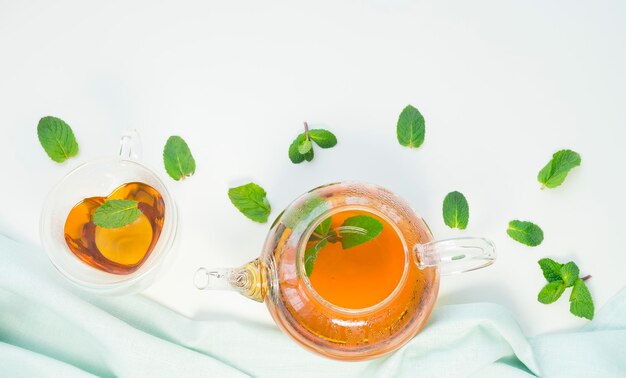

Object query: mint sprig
[37,116,79,163]
[538,149,581,189]
[228,182,271,223]
[304,215,383,277]
[93,199,141,228]
[288,122,337,164]
[537,258,594,320]
[442,191,469,229]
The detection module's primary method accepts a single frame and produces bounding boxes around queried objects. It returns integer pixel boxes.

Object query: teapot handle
[119,130,142,160]
[414,237,496,275]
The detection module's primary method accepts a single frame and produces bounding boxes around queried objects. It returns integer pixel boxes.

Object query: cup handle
[119,130,142,160]
[414,237,496,275]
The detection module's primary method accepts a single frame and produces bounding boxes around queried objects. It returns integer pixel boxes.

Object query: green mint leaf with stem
[298,139,313,154]
[442,191,469,229]
[339,215,383,250]
[288,122,336,164]
[93,200,141,229]
[537,258,594,320]
[304,240,327,277]
[397,104,425,148]
[537,149,581,189]
[163,136,196,181]
[228,182,271,223]
[538,281,566,304]
[560,262,580,287]
[308,129,337,148]
[37,116,79,163]
[507,220,544,247]
[569,278,594,320]
[538,258,563,282]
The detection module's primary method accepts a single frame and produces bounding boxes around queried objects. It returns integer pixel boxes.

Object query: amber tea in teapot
[196,182,495,360]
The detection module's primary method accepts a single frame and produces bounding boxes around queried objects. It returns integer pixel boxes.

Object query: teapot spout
[194,258,265,302]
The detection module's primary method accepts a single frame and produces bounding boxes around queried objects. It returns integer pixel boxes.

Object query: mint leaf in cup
[37,116,79,163]
[537,149,581,189]
[507,220,544,247]
[163,136,196,181]
[228,182,271,223]
[396,105,425,148]
[442,191,469,229]
[93,200,141,228]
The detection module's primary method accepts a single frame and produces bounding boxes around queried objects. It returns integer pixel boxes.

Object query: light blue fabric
[0,234,624,377]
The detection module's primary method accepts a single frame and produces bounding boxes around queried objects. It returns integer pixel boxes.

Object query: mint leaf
[442,191,469,229]
[93,200,141,228]
[339,215,383,250]
[538,258,563,282]
[315,217,333,237]
[538,149,581,189]
[303,147,314,161]
[163,136,196,181]
[308,129,337,148]
[37,116,79,163]
[298,139,312,154]
[507,220,544,247]
[289,134,306,163]
[304,240,327,277]
[570,278,594,320]
[538,281,566,304]
[397,105,425,148]
[560,262,580,287]
[228,183,271,223]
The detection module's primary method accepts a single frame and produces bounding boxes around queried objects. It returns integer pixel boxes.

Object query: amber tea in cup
[64,182,165,274]
[41,131,178,294]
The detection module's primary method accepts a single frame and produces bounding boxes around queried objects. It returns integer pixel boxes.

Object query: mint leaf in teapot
[228,182,271,223]
[288,122,337,164]
[339,215,383,250]
[93,199,141,228]
[507,220,544,247]
[163,136,196,181]
[537,149,581,189]
[304,240,327,277]
[37,116,79,163]
[397,105,425,148]
[442,191,469,229]
[537,258,594,320]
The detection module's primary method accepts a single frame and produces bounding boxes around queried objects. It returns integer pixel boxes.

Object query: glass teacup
[40,131,178,294]
[195,182,495,360]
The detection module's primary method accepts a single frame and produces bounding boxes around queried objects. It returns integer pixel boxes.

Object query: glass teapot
[195,182,495,360]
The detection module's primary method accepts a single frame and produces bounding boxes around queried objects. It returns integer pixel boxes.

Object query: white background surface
[1,0,625,337]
